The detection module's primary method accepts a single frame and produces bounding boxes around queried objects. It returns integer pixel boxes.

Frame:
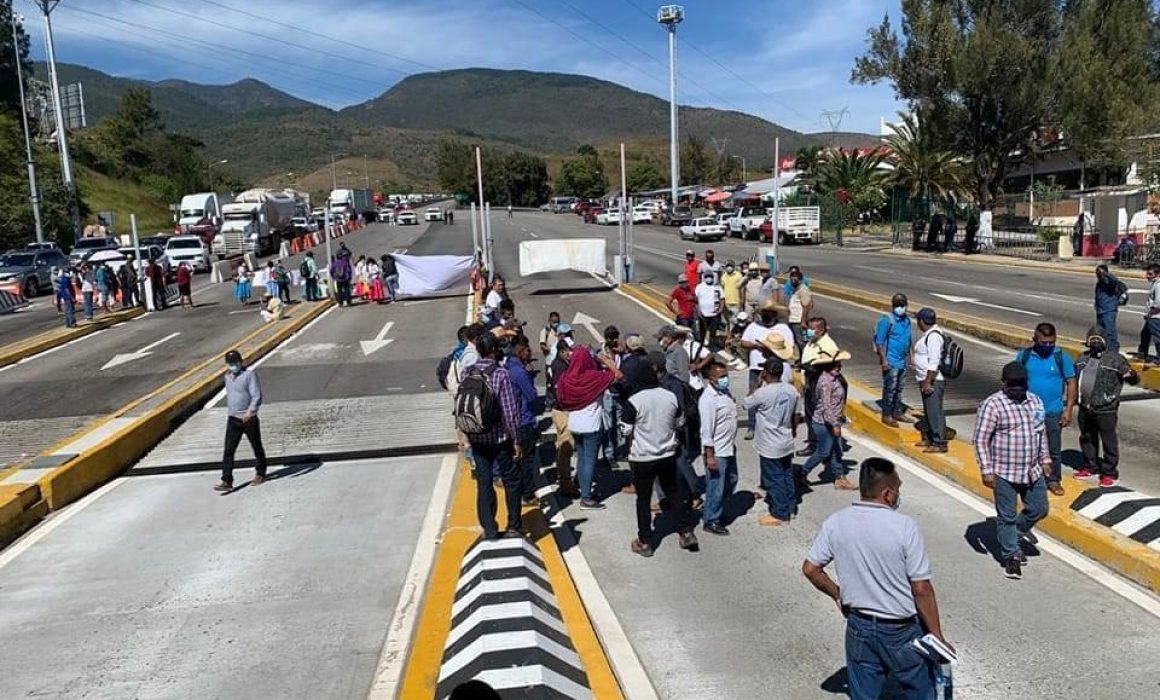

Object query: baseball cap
[624,334,645,351]
[916,308,937,323]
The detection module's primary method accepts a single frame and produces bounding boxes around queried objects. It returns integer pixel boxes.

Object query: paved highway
[1,211,1158,699]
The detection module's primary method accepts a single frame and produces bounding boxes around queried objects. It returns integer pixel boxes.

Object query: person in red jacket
[667,273,697,329]
[683,249,700,286]
[176,262,194,309]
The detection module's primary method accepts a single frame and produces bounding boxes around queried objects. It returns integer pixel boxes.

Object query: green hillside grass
[76,166,173,235]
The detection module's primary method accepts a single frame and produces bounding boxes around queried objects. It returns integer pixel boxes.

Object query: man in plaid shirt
[465,334,526,540]
[975,362,1052,580]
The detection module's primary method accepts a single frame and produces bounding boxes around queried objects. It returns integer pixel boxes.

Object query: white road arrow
[101,332,181,370]
[360,321,395,356]
[930,293,1041,317]
[571,311,603,342]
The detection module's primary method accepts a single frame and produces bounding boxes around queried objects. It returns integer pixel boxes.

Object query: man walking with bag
[215,350,268,492]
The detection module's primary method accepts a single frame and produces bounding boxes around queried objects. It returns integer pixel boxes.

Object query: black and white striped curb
[0,289,29,314]
[435,536,593,700]
[1071,485,1160,550]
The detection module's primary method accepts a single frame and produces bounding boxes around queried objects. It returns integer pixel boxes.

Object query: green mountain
[40,63,878,186]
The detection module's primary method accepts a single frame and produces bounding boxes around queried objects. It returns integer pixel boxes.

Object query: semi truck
[327,188,374,222]
[213,189,296,259]
[174,192,233,243]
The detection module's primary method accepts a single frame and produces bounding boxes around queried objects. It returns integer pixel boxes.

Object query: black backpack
[436,352,455,391]
[299,260,311,278]
[930,330,964,379]
[454,365,500,435]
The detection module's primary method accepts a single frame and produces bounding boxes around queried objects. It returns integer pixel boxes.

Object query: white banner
[395,254,475,298]
[519,239,607,277]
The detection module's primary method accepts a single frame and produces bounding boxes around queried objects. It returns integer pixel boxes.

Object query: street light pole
[11,12,44,243]
[34,0,77,235]
[207,158,227,188]
[363,154,370,190]
[658,5,684,207]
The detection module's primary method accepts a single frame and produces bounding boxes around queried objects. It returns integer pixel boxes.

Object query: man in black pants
[215,350,268,492]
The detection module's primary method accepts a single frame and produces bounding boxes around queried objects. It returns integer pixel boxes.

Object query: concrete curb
[0,300,333,547]
[879,248,1149,280]
[0,307,145,369]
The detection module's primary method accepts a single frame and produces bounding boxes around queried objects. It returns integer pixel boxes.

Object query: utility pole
[34,0,77,235]
[658,5,684,206]
[363,153,370,190]
[731,155,747,183]
[11,11,43,243]
[771,137,780,273]
[618,142,627,282]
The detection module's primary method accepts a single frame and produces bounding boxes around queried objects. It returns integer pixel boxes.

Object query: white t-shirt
[695,284,722,317]
[568,401,604,434]
[485,290,504,311]
[742,323,773,370]
[683,337,714,391]
[914,326,945,382]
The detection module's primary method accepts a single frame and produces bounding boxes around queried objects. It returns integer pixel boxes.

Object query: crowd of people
[54,256,175,328]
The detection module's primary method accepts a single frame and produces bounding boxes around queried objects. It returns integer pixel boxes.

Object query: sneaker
[631,538,654,558]
[579,499,606,510]
[758,514,789,527]
[895,413,918,424]
[744,429,755,441]
[1020,531,1039,546]
[678,531,700,552]
[796,447,815,457]
[1073,468,1096,481]
[502,529,525,539]
[1004,557,1023,580]
[213,482,233,492]
[1099,475,1118,487]
[703,522,730,536]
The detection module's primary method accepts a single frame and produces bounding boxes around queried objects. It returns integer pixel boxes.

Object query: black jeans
[518,424,539,497]
[470,440,523,537]
[305,277,320,301]
[336,280,352,306]
[699,314,721,350]
[920,380,947,447]
[279,282,291,303]
[630,456,693,543]
[1078,408,1120,478]
[221,416,268,485]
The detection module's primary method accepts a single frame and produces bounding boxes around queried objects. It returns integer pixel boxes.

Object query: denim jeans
[62,298,76,328]
[845,614,934,700]
[702,454,738,526]
[572,430,602,500]
[1138,316,1160,359]
[82,291,93,320]
[920,380,947,447]
[759,454,795,520]
[384,273,399,301]
[880,367,906,418]
[993,475,1049,561]
[1096,310,1119,352]
[601,392,622,461]
[802,422,845,481]
[470,440,523,538]
[747,370,762,431]
[676,442,704,499]
[1044,412,1062,484]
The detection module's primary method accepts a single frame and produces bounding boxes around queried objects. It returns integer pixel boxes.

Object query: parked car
[138,234,171,249]
[164,235,212,273]
[713,210,735,226]
[397,210,418,225]
[68,236,120,267]
[679,217,727,242]
[24,241,62,252]
[596,209,622,225]
[291,216,318,234]
[661,206,694,227]
[583,206,604,224]
[728,206,769,240]
[0,248,70,297]
[424,207,445,222]
[631,205,653,224]
[118,245,171,278]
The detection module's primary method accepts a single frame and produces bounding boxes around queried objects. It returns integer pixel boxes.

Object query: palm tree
[812,148,890,233]
[885,110,964,206]
[793,145,824,188]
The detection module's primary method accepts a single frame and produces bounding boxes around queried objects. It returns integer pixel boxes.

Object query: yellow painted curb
[0,307,145,369]
[0,483,48,549]
[842,377,1160,593]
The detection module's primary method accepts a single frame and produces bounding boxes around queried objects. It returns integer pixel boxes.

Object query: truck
[327,188,374,222]
[213,189,296,259]
[728,206,769,240]
[760,206,822,245]
[174,192,234,243]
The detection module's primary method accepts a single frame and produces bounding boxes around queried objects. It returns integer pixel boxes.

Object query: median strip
[0,307,145,370]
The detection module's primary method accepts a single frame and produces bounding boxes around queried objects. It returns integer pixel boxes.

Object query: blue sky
[28,0,904,134]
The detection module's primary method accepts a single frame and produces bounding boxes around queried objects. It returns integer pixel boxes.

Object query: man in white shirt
[699,361,738,536]
[739,308,795,439]
[697,248,723,284]
[1136,263,1160,363]
[913,308,947,453]
[484,276,507,320]
[695,272,724,351]
[742,356,801,526]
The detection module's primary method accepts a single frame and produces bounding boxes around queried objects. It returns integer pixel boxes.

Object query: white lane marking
[918,276,974,288]
[930,293,1041,317]
[367,452,457,700]
[100,331,182,370]
[855,265,897,275]
[571,311,603,342]
[206,304,337,406]
[0,478,129,571]
[845,432,1160,619]
[1111,505,1160,538]
[528,230,540,238]
[0,318,132,374]
[1076,491,1157,520]
[360,321,396,356]
[227,309,254,315]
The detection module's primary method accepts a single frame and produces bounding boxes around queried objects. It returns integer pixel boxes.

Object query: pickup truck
[679,217,727,242]
[759,206,823,244]
[661,206,694,227]
[728,206,769,240]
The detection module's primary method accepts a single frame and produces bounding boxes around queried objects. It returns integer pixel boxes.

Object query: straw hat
[761,333,798,361]
[817,348,852,363]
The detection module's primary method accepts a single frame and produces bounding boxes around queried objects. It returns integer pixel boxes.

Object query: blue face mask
[1033,343,1055,359]
[228,363,243,374]
[893,306,907,318]
[716,376,730,392]
[804,329,817,340]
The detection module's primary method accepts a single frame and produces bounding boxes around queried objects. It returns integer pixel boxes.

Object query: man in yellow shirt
[719,261,744,326]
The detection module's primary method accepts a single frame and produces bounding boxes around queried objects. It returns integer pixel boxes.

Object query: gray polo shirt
[806,502,931,619]
[742,382,799,459]
[224,368,262,419]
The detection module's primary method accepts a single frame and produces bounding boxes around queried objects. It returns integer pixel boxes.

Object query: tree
[853,1,1060,208]
[576,144,599,158]
[710,155,740,185]
[0,2,29,119]
[811,149,889,227]
[885,109,964,205]
[1056,0,1159,177]
[680,134,711,186]
[556,149,607,198]
[435,139,475,196]
[500,151,550,206]
[627,157,667,193]
[793,145,824,188]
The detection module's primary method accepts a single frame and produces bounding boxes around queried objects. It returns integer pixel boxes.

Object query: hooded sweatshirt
[1074,325,1135,413]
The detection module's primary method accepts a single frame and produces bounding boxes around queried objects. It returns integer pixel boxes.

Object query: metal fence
[1116,239,1160,268]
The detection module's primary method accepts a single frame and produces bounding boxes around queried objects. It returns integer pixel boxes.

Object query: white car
[679,217,727,242]
[631,206,653,224]
[714,211,735,226]
[164,235,212,273]
[596,209,622,225]
[424,207,444,222]
[291,216,318,234]
[397,210,418,225]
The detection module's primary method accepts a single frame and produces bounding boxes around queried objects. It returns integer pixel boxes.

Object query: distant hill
[40,63,878,186]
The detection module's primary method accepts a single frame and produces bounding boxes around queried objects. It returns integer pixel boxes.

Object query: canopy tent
[704,191,732,203]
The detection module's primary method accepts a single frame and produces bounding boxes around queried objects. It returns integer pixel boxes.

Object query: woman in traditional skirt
[264,261,280,301]
[234,262,252,305]
[353,255,368,298]
[367,257,386,303]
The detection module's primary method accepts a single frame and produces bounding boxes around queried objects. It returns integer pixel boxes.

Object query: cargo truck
[327,188,374,222]
[174,192,233,243]
[213,189,296,259]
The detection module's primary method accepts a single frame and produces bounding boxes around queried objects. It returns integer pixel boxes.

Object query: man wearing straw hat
[801,346,857,491]
[743,337,802,526]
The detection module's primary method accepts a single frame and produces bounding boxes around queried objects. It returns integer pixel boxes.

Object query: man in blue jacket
[1094,264,1126,352]
[507,335,545,503]
[874,293,913,427]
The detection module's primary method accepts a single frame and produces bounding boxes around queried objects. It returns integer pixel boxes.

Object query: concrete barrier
[209,259,232,283]
[0,483,48,548]
[0,288,30,314]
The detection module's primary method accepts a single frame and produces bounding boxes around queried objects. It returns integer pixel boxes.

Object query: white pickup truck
[680,217,726,242]
[770,206,822,244]
[728,206,769,240]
